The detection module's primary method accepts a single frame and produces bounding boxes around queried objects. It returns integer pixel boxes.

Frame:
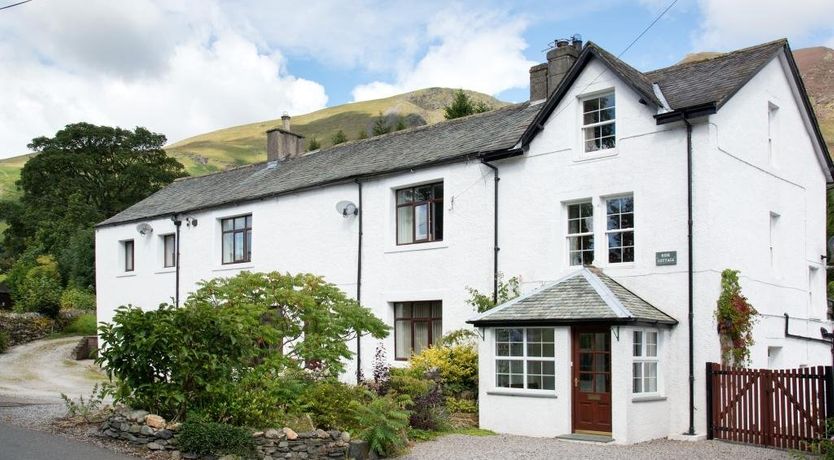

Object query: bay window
[396,182,443,245]
[495,328,555,391]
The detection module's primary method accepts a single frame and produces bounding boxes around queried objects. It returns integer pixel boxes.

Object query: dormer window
[582,92,616,152]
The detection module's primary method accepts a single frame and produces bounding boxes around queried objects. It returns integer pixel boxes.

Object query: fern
[350,394,411,457]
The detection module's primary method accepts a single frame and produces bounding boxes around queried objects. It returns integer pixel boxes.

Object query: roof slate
[99,102,539,226]
[468,267,677,326]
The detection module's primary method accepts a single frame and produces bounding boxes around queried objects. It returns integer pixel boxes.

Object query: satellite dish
[136,223,154,235]
[335,200,358,217]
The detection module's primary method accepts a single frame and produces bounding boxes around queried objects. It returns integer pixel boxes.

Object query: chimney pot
[528,35,582,101]
[267,113,304,163]
[281,112,291,131]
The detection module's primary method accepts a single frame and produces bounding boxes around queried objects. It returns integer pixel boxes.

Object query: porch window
[123,240,134,272]
[221,215,252,264]
[396,182,443,245]
[163,234,176,268]
[582,92,616,152]
[632,330,659,394]
[606,195,634,263]
[495,328,555,390]
[394,301,442,360]
[567,201,594,266]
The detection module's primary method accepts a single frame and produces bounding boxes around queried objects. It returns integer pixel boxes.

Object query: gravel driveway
[403,434,791,459]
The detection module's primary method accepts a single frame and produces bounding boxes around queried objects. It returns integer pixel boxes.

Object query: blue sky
[1,0,833,157]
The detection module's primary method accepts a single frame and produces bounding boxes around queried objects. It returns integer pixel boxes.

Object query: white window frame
[605,195,634,264]
[494,328,556,394]
[632,329,660,395]
[162,233,176,268]
[581,91,616,153]
[566,200,594,266]
[122,239,134,272]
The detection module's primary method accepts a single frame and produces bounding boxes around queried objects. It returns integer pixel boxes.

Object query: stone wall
[0,310,84,346]
[101,409,370,460]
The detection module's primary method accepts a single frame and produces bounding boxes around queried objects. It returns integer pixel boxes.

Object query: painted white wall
[95,51,831,443]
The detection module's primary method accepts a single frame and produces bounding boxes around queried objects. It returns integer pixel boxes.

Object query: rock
[285,414,315,432]
[315,429,329,439]
[283,427,298,440]
[147,442,165,451]
[140,425,155,436]
[145,414,166,429]
[183,453,198,459]
[349,440,369,460]
[218,455,239,460]
[278,441,288,448]
[167,422,182,432]
[128,410,149,422]
[128,424,142,434]
[156,429,174,440]
[265,428,281,439]
[340,431,351,443]
[170,451,181,460]
[253,431,264,438]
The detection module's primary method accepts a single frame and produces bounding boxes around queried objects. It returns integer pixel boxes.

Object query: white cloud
[0,0,327,157]
[695,0,834,49]
[351,6,536,102]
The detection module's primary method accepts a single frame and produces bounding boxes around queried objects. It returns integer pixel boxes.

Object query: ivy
[715,269,758,367]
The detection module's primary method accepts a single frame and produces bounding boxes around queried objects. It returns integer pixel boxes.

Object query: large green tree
[443,89,491,120]
[1,123,186,288]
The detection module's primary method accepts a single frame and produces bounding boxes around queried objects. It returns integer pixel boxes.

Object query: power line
[0,0,31,12]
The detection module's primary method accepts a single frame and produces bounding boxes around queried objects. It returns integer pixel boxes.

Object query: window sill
[212,264,255,272]
[116,273,137,278]
[486,390,557,399]
[606,262,635,269]
[631,394,666,403]
[574,148,617,162]
[385,242,448,254]
[154,268,176,275]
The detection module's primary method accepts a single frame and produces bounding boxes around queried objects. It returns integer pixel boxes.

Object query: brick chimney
[266,112,305,162]
[529,35,582,101]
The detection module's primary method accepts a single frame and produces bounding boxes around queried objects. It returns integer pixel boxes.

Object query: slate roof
[467,267,677,327]
[99,102,540,226]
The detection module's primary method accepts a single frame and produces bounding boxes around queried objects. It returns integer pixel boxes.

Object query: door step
[556,433,614,443]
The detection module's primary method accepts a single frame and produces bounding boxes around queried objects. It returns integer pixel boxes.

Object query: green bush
[0,330,9,353]
[177,415,255,457]
[446,396,477,414]
[301,380,373,430]
[63,313,97,335]
[15,255,63,317]
[350,394,411,457]
[60,287,96,311]
[409,341,478,396]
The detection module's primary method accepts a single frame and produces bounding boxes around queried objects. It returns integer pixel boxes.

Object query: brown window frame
[394,301,442,360]
[124,240,134,272]
[395,182,443,245]
[221,215,252,265]
[163,234,176,268]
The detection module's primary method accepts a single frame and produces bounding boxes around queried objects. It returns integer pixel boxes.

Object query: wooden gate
[706,363,834,450]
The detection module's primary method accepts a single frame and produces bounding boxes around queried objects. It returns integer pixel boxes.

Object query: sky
[1,0,834,159]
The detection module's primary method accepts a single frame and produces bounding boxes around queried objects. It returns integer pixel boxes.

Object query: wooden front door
[572,327,612,434]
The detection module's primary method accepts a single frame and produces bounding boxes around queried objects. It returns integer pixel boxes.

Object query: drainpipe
[172,216,182,307]
[480,159,500,305]
[784,313,834,368]
[355,179,363,383]
[684,119,695,437]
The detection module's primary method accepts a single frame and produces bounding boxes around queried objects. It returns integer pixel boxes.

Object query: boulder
[128,410,149,422]
[147,442,165,451]
[156,429,174,440]
[140,425,155,436]
[283,427,298,440]
[264,428,281,439]
[145,414,166,429]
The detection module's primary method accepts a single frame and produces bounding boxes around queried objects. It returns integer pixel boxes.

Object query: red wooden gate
[706,363,834,450]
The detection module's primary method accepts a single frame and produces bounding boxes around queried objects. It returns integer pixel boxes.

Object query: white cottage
[96,37,833,444]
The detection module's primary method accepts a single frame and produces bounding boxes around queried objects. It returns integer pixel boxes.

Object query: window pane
[599,93,615,109]
[601,136,616,149]
[633,331,643,357]
[583,111,599,125]
[496,343,509,356]
[568,204,580,219]
[647,332,658,357]
[397,206,413,244]
[125,241,134,271]
[509,328,523,342]
[509,343,523,357]
[510,360,523,374]
[528,361,541,374]
[583,98,599,112]
[510,374,524,388]
[527,329,542,342]
[594,374,608,393]
[496,329,509,342]
[431,302,442,318]
[432,320,442,344]
[580,354,592,372]
[528,375,543,389]
[542,376,555,390]
[432,202,443,241]
[164,235,175,267]
[245,230,252,261]
[245,215,252,228]
[600,123,615,137]
[633,362,643,393]
[542,361,555,375]
[222,219,233,231]
[413,302,431,318]
[222,233,234,263]
[415,185,432,201]
[395,321,411,359]
[527,343,542,357]
[542,343,554,357]
[542,328,554,343]
[234,232,244,261]
[600,107,615,122]
[415,204,428,240]
[432,183,443,199]
[414,322,430,354]
[623,246,634,262]
[234,217,245,229]
[395,303,411,319]
[496,374,509,388]
[580,373,594,392]
[646,363,658,392]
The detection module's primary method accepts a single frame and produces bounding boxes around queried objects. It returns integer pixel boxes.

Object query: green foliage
[356,129,369,140]
[372,113,391,136]
[307,136,321,151]
[350,394,411,457]
[60,287,96,311]
[715,269,759,367]
[15,255,62,317]
[409,342,478,396]
[807,417,834,458]
[0,330,8,353]
[60,383,108,422]
[331,129,348,145]
[445,396,477,414]
[466,273,521,313]
[5,246,40,302]
[443,90,491,120]
[437,328,479,347]
[56,227,95,290]
[97,271,388,422]
[63,313,97,335]
[301,380,373,430]
[177,415,255,457]
[394,117,407,131]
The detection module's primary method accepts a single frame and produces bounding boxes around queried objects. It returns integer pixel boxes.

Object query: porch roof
[467,267,677,327]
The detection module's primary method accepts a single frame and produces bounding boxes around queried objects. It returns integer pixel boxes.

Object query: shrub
[389,369,446,431]
[0,330,8,353]
[715,269,758,366]
[177,415,255,457]
[301,380,373,430]
[60,287,96,311]
[465,272,520,313]
[60,382,108,422]
[446,396,477,414]
[409,341,478,396]
[63,313,97,335]
[15,255,62,317]
[350,394,411,457]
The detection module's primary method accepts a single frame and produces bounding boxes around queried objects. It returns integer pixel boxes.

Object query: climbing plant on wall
[715,269,759,367]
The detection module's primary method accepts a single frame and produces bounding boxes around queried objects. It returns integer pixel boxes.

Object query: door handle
[574,377,578,388]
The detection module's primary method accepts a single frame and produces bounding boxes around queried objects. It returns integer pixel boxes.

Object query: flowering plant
[715,269,758,366]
